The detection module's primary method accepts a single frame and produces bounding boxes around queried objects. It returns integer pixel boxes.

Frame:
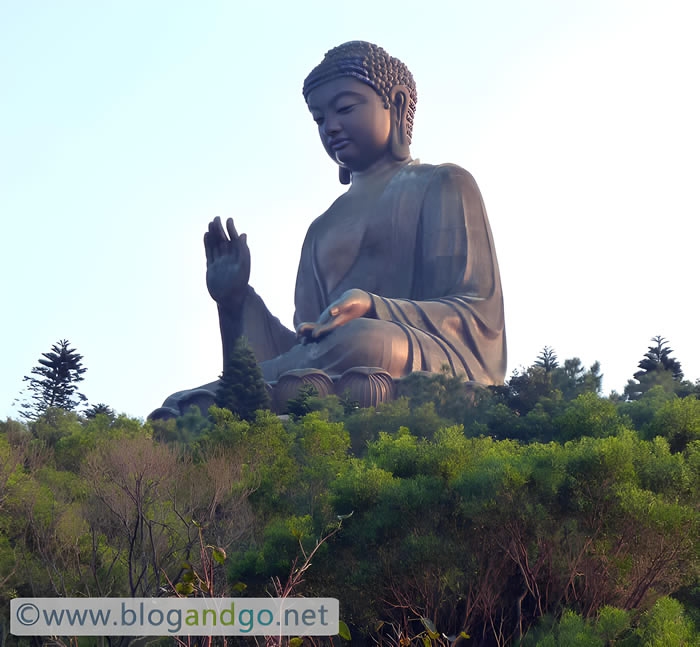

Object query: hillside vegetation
[2,346,699,646]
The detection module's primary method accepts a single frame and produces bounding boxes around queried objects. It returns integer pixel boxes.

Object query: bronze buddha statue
[153,41,506,418]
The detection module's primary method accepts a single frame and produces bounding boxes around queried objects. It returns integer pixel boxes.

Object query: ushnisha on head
[303,41,417,183]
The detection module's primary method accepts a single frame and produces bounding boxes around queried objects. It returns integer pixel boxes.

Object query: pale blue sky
[2,1,698,418]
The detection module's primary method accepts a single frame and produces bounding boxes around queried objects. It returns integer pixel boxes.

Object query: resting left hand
[296,289,373,341]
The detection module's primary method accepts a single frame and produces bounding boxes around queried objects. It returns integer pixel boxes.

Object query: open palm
[204,216,250,308]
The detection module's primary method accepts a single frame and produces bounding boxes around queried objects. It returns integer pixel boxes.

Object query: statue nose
[322,117,341,137]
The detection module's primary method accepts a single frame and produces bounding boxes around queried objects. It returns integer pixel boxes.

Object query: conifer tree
[215,337,270,421]
[535,346,559,372]
[84,403,115,420]
[634,335,683,380]
[18,339,88,420]
[624,335,683,400]
[287,383,318,418]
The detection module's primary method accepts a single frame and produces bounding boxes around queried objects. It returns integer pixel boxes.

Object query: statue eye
[337,105,354,114]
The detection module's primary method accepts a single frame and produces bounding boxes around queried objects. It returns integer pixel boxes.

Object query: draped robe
[238,161,506,385]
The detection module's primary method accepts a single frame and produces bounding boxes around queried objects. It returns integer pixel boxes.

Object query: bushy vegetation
[2,343,699,646]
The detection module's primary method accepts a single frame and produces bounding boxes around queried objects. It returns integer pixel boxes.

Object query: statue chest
[314,194,395,300]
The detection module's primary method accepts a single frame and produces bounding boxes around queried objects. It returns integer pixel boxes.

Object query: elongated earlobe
[389,86,410,161]
[339,166,351,184]
[390,126,410,161]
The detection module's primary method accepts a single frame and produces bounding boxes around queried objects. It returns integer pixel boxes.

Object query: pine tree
[18,339,88,420]
[215,337,270,421]
[634,335,683,380]
[535,346,559,372]
[624,335,683,400]
[287,383,318,418]
[84,403,115,420]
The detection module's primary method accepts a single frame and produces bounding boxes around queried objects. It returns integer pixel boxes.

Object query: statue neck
[348,156,413,193]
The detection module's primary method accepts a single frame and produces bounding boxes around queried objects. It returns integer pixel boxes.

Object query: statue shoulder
[433,163,480,191]
[417,163,486,225]
[404,161,480,193]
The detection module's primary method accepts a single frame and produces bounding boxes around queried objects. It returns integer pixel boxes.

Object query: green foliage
[18,339,88,420]
[288,412,350,515]
[553,358,603,400]
[228,515,316,583]
[330,459,394,510]
[687,441,700,502]
[347,353,604,447]
[634,596,700,646]
[396,368,475,422]
[343,396,449,454]
[30,406,83,448]
[175,404,214,446]
[507,365,561,415]
[619,385,678,430]
[522,607,631,647]
[367,426,426,478]
[520,598,700,646]
[150,405,214,448]
[318,427,697,642]
[2,342,699,646]
[307,393,348,420]
[675,378,700,399]
[596,605,632,643]
[215,336,270,421]
[555,392,627,441]
[197,406,297,519]
[645,395,700,452]
[505,358,602,417]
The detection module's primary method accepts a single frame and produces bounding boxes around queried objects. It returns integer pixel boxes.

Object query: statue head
[303,41,417,183]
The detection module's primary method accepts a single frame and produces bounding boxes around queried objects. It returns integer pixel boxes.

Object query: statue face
[306,77,392,173]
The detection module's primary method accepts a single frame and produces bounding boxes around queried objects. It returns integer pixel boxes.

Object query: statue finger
[207,219,222,252]
[211,217,230,256]
[212,216,228,242]
[315,306,333,325]
[311,320,338,339]
[239,233,250,258]
[209,216,222,237]
[296,322,315,338]
[312,311,348,337]
[226,217,239,241]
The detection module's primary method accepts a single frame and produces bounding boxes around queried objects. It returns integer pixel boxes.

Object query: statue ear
[389,85,411,161]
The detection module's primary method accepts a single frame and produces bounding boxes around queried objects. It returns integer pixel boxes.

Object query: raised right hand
[204,216,251,308]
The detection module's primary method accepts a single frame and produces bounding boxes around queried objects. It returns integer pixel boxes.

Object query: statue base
[148,368,485,420]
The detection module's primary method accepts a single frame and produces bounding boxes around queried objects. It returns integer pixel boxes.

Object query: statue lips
[329,138,351,151]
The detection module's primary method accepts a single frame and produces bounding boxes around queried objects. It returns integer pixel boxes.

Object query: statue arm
[218,286,297,368]
[205,217,296,367]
